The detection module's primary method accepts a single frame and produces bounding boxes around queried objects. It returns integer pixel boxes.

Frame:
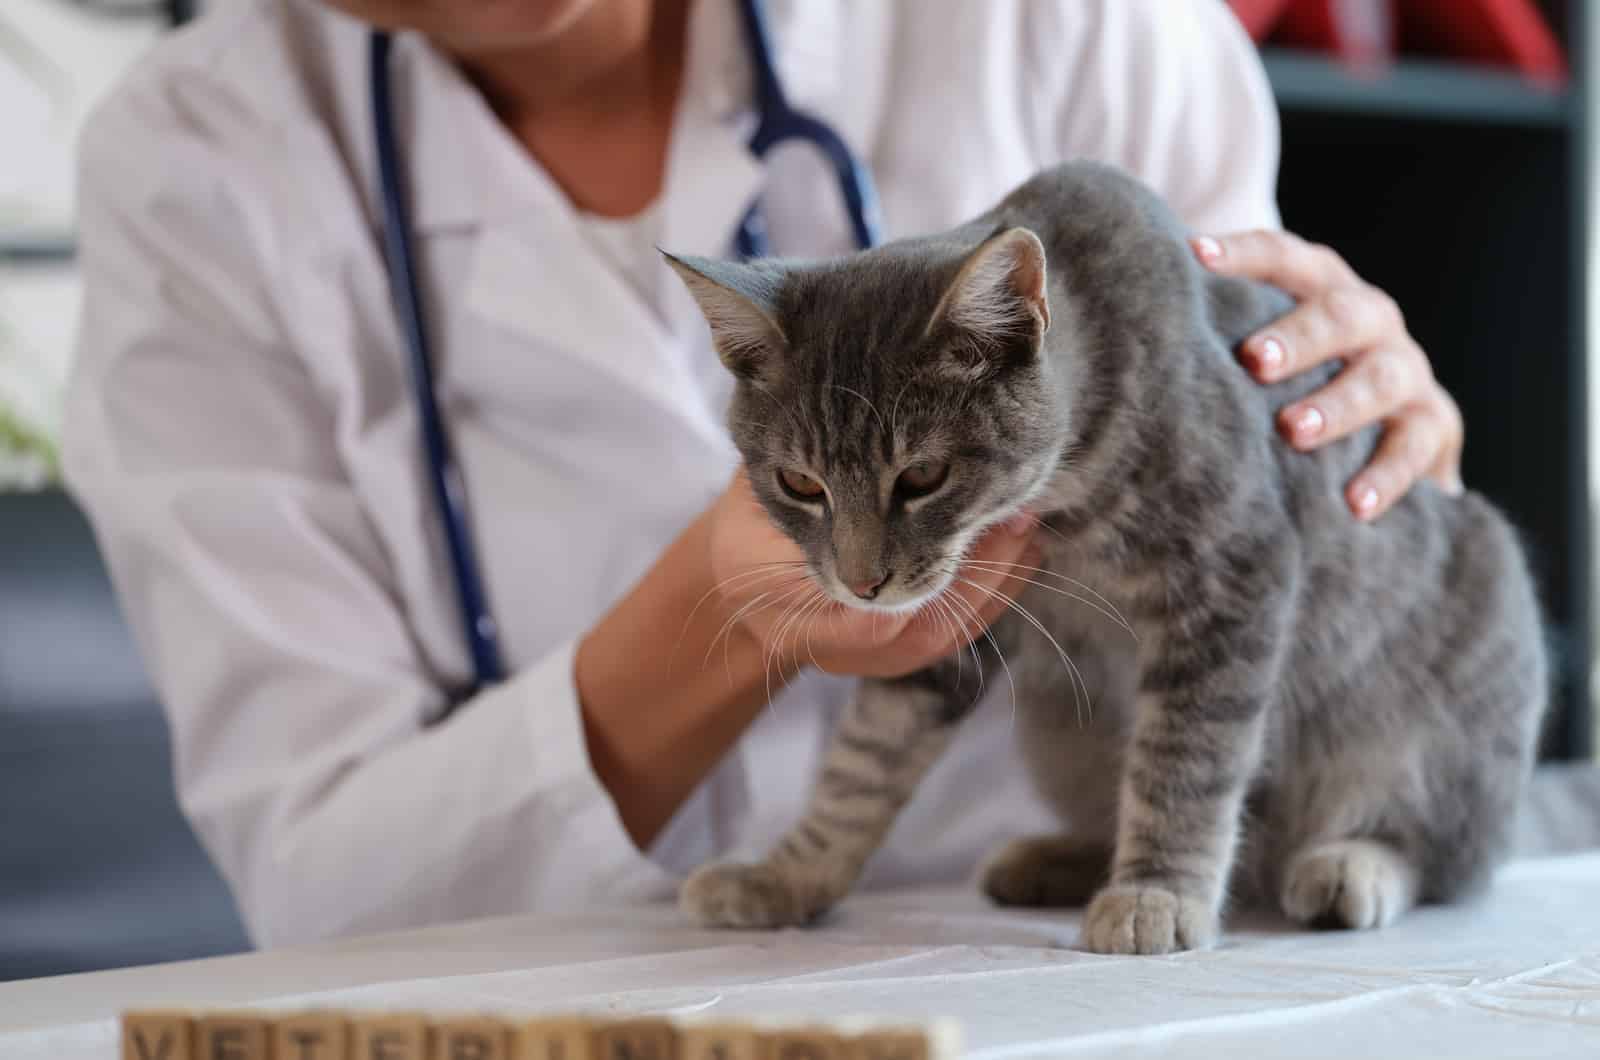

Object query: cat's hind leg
[981,836,1111,908]
[682,659,981,928]
[1280,837,1420,930]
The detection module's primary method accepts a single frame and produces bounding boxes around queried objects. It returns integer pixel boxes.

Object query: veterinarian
[63,0,1464,947]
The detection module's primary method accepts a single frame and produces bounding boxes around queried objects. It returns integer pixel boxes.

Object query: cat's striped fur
[665,162,1547,954]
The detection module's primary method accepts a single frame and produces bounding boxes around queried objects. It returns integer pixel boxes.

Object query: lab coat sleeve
[1028,0,1282,235]
[63,87,675,948]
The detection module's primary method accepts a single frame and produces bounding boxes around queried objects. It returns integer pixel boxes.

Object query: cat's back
[992,161,1193,269]
[987,162,1292,363]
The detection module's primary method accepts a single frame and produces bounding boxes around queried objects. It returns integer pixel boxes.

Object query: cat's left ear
[661,251,788,380]
[926,227,1050,370]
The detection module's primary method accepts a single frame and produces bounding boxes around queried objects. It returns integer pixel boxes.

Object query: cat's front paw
[1083,883,1218,955]
[680,861,817,929]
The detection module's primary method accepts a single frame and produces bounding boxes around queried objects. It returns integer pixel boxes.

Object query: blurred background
[0,0,1593,981]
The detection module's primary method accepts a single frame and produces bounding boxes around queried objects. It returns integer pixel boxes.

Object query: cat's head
[667,227,1067,612]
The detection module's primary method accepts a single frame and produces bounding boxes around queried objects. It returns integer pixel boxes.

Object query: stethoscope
[369,0,884,707]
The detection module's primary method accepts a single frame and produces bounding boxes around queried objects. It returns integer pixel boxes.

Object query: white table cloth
[5,854,1600,1058]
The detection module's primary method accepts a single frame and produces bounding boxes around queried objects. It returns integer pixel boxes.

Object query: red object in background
[1228,0,1567,83]
[1400,0,1567,82]
[1229,0,1297,39]
[1276,0,1396,65]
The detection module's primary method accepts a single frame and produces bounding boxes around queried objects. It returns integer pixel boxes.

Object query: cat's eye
[896,461,950,498]
[779,468,827,502]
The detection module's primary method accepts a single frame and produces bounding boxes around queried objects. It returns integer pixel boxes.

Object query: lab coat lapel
[461,195,723,446]
[657,0,845,261]
[443,63,729,444]
[422,0,848,439]
[383,33,482,234]
[450,2,773,443]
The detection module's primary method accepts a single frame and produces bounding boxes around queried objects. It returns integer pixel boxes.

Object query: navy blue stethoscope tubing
[731,0,883,257]
[370,29,507,697]
[369,0,882,708]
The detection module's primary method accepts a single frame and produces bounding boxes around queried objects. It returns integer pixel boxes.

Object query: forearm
[576,505,783,848]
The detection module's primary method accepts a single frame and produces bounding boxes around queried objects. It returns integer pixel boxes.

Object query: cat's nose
[847,572,890,600]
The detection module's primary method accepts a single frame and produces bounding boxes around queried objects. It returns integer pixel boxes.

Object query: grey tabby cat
[663,161,1547,955]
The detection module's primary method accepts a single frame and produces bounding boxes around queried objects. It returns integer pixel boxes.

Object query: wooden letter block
[433,1017,510,1060]
[764,1029,846,1060]
[195,1013,269,1060]
[591,1018,677,1060]
[514,1018,594,1060]
[123,1011,194,1060]
[352,1013,430,1060]
[677,1024,758,1060]
[848,1031,928,1060]
[273,1011,350,1060]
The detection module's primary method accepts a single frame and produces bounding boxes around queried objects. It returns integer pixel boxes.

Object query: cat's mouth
[820,509,1033,614]
[822,565,959,615]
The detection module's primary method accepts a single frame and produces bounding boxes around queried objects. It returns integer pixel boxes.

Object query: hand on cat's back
[1193,230,1464,521]
[706,469,1038,679]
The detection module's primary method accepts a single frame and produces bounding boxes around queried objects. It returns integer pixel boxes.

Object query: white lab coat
[64,0,1280,947]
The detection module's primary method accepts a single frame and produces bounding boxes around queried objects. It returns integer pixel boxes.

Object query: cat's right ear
[661,251,787,380]
[925,227,1050,377]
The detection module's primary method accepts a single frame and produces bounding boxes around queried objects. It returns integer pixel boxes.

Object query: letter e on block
[195,1013,269,1060]
[353,1013,429,1060]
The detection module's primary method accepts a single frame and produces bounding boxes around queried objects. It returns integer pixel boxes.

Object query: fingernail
[1445,475,1465,497]
[1252,336,1286,376]
[1352,484,1380,518]
[1286,405,1324,442]
[1192,235,1224,265]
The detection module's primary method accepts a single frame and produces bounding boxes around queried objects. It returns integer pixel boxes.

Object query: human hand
[1193,231,1464,521]
[705,470,1038,679]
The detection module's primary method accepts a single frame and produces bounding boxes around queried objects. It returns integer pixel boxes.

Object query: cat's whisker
[942,583,1020,731]
[962,549,1127,627]
[960,560,1137,640]
[708,581,812,682]
[705,587,784,671]
[924,591,964,685]
[775,591,821,680]
[801,592,835,677]
[757,590,809,708]
[748,380,810,439]
[825,384,887,436]
[936,590,984,698]
[678,564,810,661]
[798,593,835,675]
[781,592,835,696]
[763,586,828,707]
[888,376,917,439]
[707,573,812,646]
[1023,515,1076,550]
[955,574,1092,728]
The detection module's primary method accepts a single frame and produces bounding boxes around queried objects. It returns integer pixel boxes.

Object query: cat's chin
[824,575,957,616]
